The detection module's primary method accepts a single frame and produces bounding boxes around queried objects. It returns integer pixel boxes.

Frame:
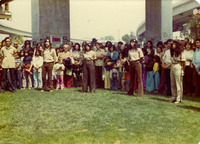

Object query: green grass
[0,88,200,144]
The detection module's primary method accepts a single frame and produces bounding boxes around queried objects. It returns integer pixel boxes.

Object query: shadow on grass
[183,95,200,102]
[150,97,169,103]
[178,105,200,112]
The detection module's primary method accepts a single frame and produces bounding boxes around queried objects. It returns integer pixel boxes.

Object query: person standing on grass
[82,44,96,93]
[169,41,186,104]
[127,39,144,97]
[0,37,17,93]
[192,39,200,96]
[183,42,194,96]
[72,43,82,88]
[32,50,43,89]
[22,50,33,89]
[14,52,22,90]
[41,39,57,92]
[95,42,105,88]
[110,63,119,90]
[54,58,65,90]
[59,44,74,88]
[162,40,173,96]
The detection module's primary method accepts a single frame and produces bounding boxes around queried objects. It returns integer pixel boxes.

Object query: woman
[170,41,186,104]
[41,39,57,92]
[183,42,194,95]
[82,44,96,93]
[72,43,82,87]
[145,40,155,56]
[59,44,74,88]
[127,39,144,97]
[107,45,119,64]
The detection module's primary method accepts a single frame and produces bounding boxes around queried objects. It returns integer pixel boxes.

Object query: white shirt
[32,56,43,72]
[162,49,172,66]
[1,46,16,68]
[95,49,105,66]
[83,50,96,61]
[54,63,65,75]
[128,48,144,61]
[184,50,194,66]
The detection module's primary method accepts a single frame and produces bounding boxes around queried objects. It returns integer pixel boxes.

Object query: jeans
[33,70,42,87]
[15,70,22,89]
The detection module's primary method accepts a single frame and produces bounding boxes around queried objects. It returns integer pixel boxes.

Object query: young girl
[146,54,154,92]
[116,52,125,90]
[32,50,43,88]
[153,55,161,91]
[54,58,65,90]
[110,63,119,90]
[22,50,33,89]
[104,56,112,90]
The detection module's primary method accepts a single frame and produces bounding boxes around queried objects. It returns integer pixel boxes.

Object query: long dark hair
[170,41,183,57]
[24,40,31,49]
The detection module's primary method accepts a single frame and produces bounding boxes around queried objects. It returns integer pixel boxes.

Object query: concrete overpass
[137,0,200,41]
[0,23,32,40]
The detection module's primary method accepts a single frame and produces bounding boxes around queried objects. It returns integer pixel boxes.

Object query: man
[13,42,22,52]
[0,37,17,93]
[162,39,172,96]
[192,39,200,96]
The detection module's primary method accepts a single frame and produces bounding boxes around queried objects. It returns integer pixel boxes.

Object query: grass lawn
[0,88,200,144]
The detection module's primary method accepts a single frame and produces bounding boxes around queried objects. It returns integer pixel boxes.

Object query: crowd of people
[0,36,200,104]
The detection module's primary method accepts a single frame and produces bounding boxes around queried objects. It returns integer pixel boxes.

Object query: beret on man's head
[130,39,138,43]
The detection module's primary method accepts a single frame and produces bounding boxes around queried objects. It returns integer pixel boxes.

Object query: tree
[122,32,136,44]
[187,15,200,40]
[99,35,115,41]
[13,35,24,45]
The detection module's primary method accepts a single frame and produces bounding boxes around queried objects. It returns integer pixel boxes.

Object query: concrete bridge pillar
[31,0,70,45]
[145,0,172,44]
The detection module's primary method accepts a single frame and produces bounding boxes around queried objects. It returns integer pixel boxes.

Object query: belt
[44,61,54,64]
[130,59,140,63]
[85,60,93,63]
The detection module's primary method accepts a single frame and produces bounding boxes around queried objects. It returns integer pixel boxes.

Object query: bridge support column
[145,0,172,44]
[31,0,70,46]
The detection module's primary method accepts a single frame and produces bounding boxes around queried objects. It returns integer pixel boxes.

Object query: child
[22,50,33,89]
[153,55,160,91]
[146,54,154,92]
[104,56,112,89]
[121,67,126,90]
[72,61,82,87]
[14,52,22,89]
[54,58,65,90]
[32,50,43,88]
[110,63,119,90]
[124,61,130,92]
[116,52,125,89]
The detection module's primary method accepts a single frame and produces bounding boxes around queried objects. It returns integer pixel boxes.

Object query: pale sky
[0,0,182,41]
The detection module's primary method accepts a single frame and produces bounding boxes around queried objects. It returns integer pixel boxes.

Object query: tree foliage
[122,32,136,44]
[13,35,24,45]
[187,15,200,40]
